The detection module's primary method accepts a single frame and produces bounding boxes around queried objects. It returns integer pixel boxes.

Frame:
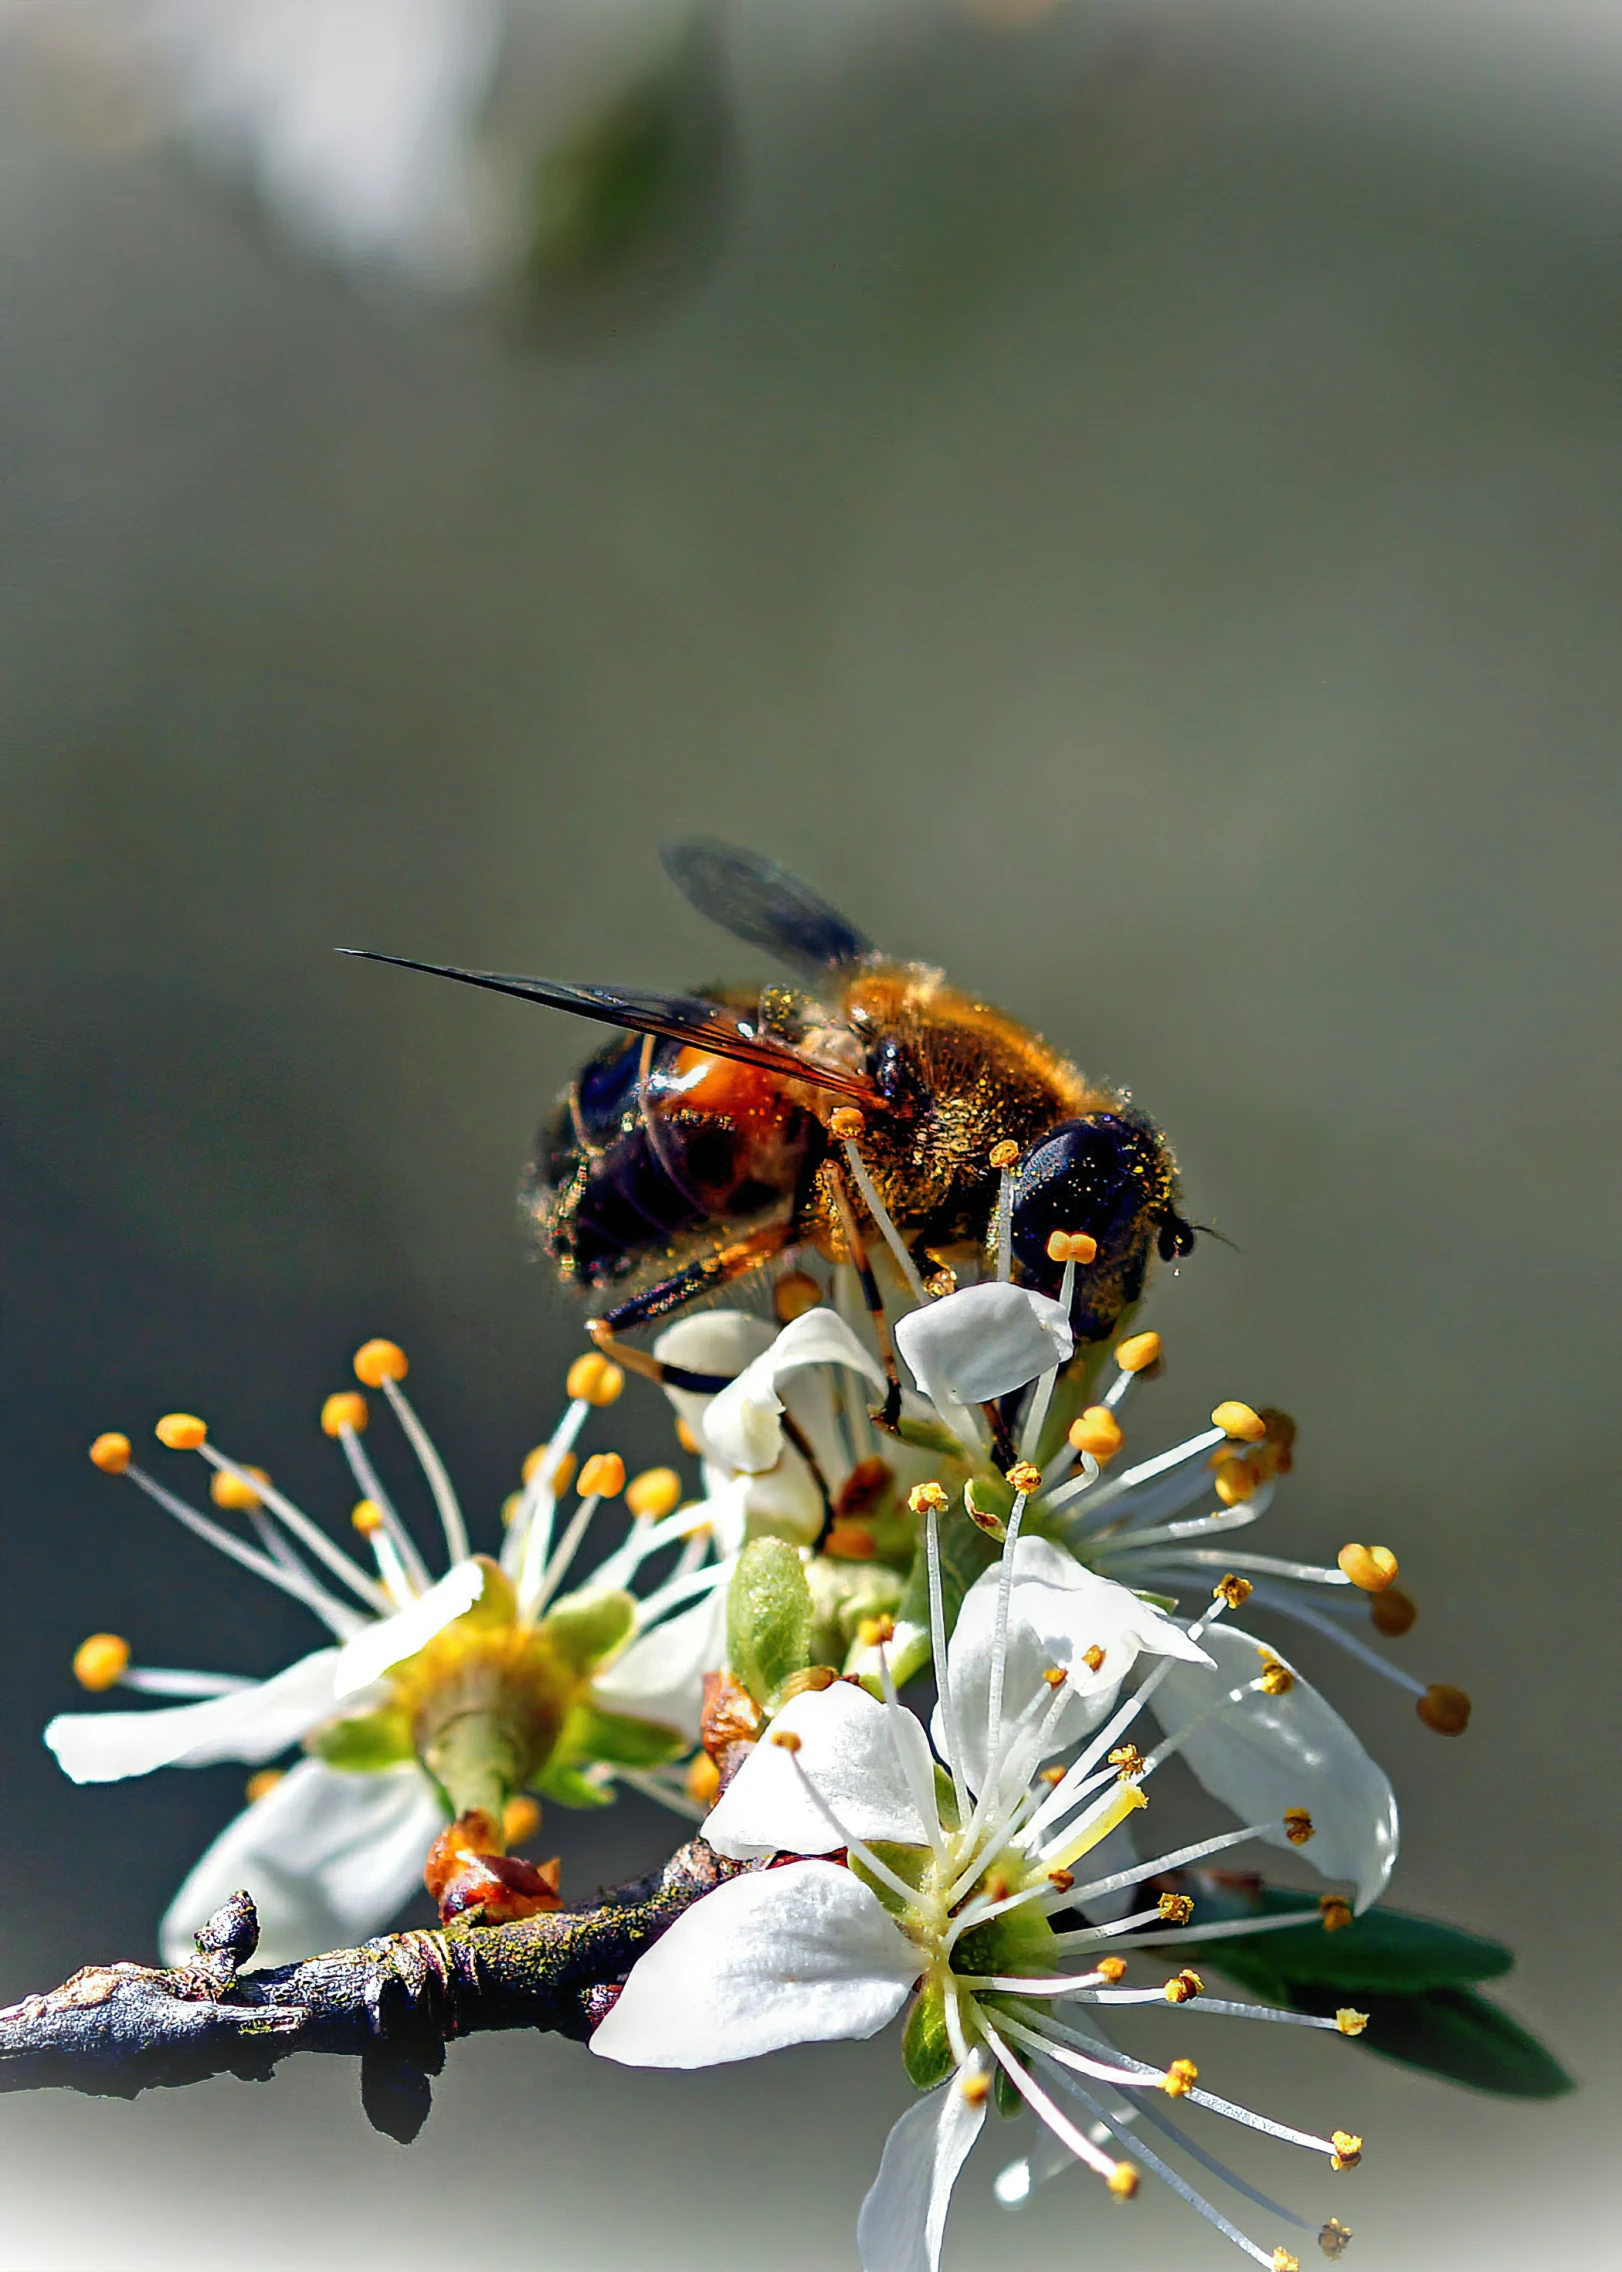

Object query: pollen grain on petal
[155,1413,207,1451]
[1047,1868,1075,1891]
[89,1432,132,1474]
[353,1338,409,1386]
[321,1392,368,1438]
[72,1634,130,1691]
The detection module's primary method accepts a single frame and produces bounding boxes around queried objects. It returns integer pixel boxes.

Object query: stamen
[89,1432,131,1473]
[778,1751,923,1907]
[990,1139,1019,1280]
[925,1509,973,1828]
[334,1427,432,1594]
[977,2016,1127,2186]
[626,1466,682,1520]
[1416,1684,1471,1736]
[505,1397,594,1590]
[831,1112,927,1303]
[1047,1422,1226,1520]
[1070,1407,1124,1461]
[375,1369,470,1567]
[1212,1401,1268,1442]
[194,1440,389,1614]
[1336,1543,1398,1593]
[350,1499,416,1607]
[71,1634,129,1690]
[116,1460,363,1637]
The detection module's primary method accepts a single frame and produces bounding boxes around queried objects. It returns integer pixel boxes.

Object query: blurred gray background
[1,2,1617,2266]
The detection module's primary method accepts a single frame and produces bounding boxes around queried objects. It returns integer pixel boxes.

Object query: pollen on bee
[627,1466,682,1520]
[1157,1891,1195,1925]
[1211,1399,1267,1441]
[1318,2220,1354,2261]
[1321,1896,1354,1933]
[211,1465,268,1512]
[1005,1460,1043,1495]
[908,1481,950,1516]
[1164,1969,1204,2004]
[1106,2162,1140,2201]
[1329,2131,1363,2173]
[1258,1656,1295,1697]
[353,1338,408,1387]
[351,1499,384,1536]
[89,1432,132,1474]
[155,1413,207,1451]
[1069,1407,1123,1460]
[1161,2057,1198,2097]
[959,2068,993,2106]
[1097,1957,1127,1984]
[245,1768,285,1804]
[320,1392,368,1438]
[1082,1644,1106,1673]
[1337,1542,1398,1592]
[578,1452,626,1499]
[828,1107,867,1141]
[773,1271,823,1322]
[566,1352,624,1406]
[988,1139,1020,1170]
[1336,2008,1369,2037]
[503,1795,542,1847]
[1283,1809,1315,1845]
[1114,1331,1162,1375]
[72,1634,129,1691]
[769,1729,803,1753]
[1417,1683,1471,1736]
[1214,1573,1254,1609]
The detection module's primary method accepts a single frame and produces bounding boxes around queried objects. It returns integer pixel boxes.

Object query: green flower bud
[727,1537,813,1712]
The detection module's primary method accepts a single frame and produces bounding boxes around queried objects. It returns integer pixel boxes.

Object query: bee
[344,840,1193,1369]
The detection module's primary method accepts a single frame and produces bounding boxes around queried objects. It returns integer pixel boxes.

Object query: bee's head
[1007,1112,1193,1341]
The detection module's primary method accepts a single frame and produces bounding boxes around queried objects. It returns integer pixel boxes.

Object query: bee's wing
[661,838,875,980]
[337,951,882,1106]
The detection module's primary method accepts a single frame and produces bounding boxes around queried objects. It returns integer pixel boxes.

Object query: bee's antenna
[1188,1220,1241,1252]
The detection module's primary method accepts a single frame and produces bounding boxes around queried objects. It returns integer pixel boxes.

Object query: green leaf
[561,1701,687,1771]
[1186,1887,1514,1994]
[727,1538,813,1711]
[304,1706,414,1772]
[534,1760,617,1811]
[1339,1987,1574,2099]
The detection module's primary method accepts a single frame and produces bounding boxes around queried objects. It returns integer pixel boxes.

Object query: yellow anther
[855,1614,897,1650]
[1337,1543,1398,1592]
[1069,1407,1124,1461]
[908,1481,950,1516]
[626,1466,682,1521]
[1096,1957,1127,1984]
[1114,1331,1162,1374]
[353,1338,408,1387]
[1046,1229,1099,1265]
[211,1465,269,1512]
[988,1139,1020,1170]
[1106,2162,1140,2201]
[320,1392,368,1438]
[501,1492,522,1528]
[1161,2057,1198,2097]
[1164,1969,1204,2004]
[1042,1666,1067,1689]
[1272,2252,1301,2272]
[1212,1457,1258,1506]
[1320,1896,1353,1933]
[1257,1656,1295,1697]
[72,1634,129,1691]
[1336,2008,1369,2037]
[89,1432,132,1475]
[773,1271,823,1323]
[686,1752,721,1808]
[503,1795,541,1847]
[1283,1808,1315,1845]
[769,1728,803,1753]
[1212,1400,1267,1441]
[1329,2131,1363,2173]
[1081,1644,1106,1673]
[675,1415,701,1456]
[155,1413,207,1451]
[1006,1460,1043,1496]
[245,1768,285,1804]
[1047,1867,1075,1891]
[780,1667,839,1704]
[1417,1683,1471,1736]
[1213,1573,1253,1610]
[1157,1892,1195,1925]
[521,1443,576,1496]
[1038,1765,1066,1787]
[1318,2220,1353,2262]
[959,2069,993,2106]
[578,1452,626,1500]
[351,1500,384,1536]
[828,1107,867,1141]
[1369,1586,1417,1637]
[566,1352,624,1407]
[1108,1744,1146,1779]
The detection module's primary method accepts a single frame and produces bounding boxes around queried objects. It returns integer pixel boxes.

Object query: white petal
[331,1557,484,1698]
[702,1310,885,1475]
[45,1648,343,1784]
[704,1678,934,1861]
[592,1586,727,1742]
[590,1859,919,2068]
[857,2066,988,2272]
[1146,1621,1399,1909]
[158,1758,445,1967]
[894,1282,1072,1410]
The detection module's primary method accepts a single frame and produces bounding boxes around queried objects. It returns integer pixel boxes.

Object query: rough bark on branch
[0,1838,738,2142]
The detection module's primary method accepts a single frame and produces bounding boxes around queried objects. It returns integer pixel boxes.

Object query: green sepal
[727,1538,813,1711]
[560,1700,687,1771]
[849,1841,933,1921]
[892,1416,971,1459]
[304,1705,415,1772]
[993,2065,1022,2119]
[537,1587,638,1675]
[902,1980,955,2089]
[534,1759,617,1810]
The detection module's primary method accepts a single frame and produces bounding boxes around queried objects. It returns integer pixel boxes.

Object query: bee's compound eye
[1008,1115,1176,1330]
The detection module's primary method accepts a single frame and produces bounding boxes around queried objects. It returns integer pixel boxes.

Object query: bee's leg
[823,1163,904,1431]
[586,1223,793,1388]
